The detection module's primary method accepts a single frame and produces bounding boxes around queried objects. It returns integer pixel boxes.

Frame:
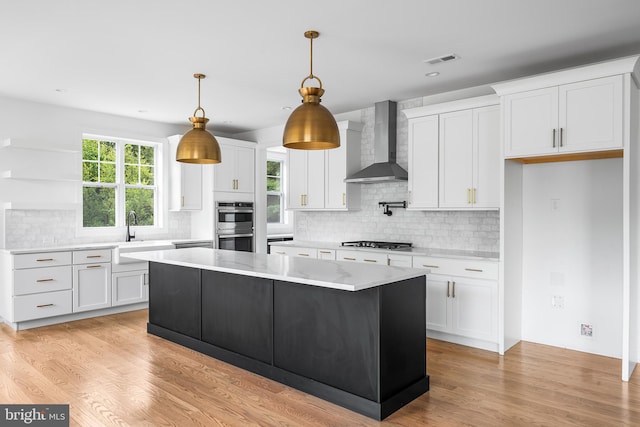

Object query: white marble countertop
[268,240,499,261]
[3,239,213,255]
[124,248,427,292]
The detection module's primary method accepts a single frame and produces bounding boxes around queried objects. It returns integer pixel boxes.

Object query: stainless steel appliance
[215,202,254,252]
[341,240,412,250]
[174,241,214,249]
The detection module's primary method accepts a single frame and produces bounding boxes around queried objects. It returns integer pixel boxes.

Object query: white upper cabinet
[472,106,501,208]
[168,135,202,211]
[287,149,324,209]
[559,76,623,153]
[286,121,362,211]
[405,95,500,210]
[439,106,500,209]
[214,140,255,193]
[439,109,474,208]
[407,115,439,209]
[498,74,624,159]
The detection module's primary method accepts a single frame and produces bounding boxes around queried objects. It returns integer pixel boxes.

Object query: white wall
[0,96,190,248]
[521,158,623,358]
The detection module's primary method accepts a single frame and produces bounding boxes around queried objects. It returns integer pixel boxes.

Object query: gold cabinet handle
[342,192,346,206]
[552,128,556,148]
[473,188,477,204]
[181,195,185,207]
[560,128,564,147]
[467,188,471,204]
[36,278,55,283]
[297,253,310,257]
[319,250,332,254]
[87,255,102,259]
[36,258,54,262]
[87,265,103,269]
[465,268,483,272]
[343,257,356,261]
[36,303,54,308]
[275,251,286,255]
[363,259,378,263]
[452,281,456,298]
[447,281,450,298]
[422,264,439,268]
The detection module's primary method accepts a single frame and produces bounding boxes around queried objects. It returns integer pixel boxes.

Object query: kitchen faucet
[126,210,137,242]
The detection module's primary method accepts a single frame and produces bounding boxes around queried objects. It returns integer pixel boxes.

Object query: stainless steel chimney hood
[344,100,408,183]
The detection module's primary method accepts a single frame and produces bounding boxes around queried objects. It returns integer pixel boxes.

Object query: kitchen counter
[3,239,213,255]
[138,247,429,420]
[269,240,499,261]
[124,247,426,291]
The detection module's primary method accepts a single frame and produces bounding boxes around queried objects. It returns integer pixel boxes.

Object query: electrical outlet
[581,323,593,337]
[551,295,564,309]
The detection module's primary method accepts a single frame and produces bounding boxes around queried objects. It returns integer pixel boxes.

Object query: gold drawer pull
[422,264,439,268]
[86,255,103,259]
[87,265,103,269]
[297,253,310,257]
[275,251,286,255]
[36,303,54,308]
[36,258,54,262]
[343,257,356,261]
[319,250,332,254]
[36,278,55,283]
[364,259,378,263]
[465,268,484,272]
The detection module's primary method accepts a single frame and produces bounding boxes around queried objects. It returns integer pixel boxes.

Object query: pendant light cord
[193,74,206,118]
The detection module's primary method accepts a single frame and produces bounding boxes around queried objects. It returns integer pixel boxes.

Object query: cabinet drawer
[14,251,72,269]
[73,249,112,264]
[13,290,73,322]
[413,256,498,280]
[336,250,388,264]
[14,265,72,296]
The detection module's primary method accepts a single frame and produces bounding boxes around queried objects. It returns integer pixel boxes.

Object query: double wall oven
[215,201,254,252]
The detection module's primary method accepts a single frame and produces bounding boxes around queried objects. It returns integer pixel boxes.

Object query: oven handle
[218,233,254,239]
[217,209,254,213]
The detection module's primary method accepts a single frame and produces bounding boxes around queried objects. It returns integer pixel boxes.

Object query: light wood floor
[1,310,639,426]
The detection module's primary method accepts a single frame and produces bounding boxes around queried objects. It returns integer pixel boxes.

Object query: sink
[113,240,176,264]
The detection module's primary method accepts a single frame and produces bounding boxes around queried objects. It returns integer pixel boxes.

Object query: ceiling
[2,0,640,135]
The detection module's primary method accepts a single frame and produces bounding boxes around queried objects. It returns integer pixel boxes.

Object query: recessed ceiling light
[281,106,292,111]
[54,88,66,93]
[425,72,440,78]
[137,109,148,113]
[222,120,233,124]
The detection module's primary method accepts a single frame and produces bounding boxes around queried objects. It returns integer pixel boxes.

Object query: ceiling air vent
[423,53,460,65]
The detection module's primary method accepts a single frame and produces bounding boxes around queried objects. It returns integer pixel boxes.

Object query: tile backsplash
[294,182,500,252]
[4,209,191,249]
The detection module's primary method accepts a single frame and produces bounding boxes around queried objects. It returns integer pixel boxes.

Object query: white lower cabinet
[414,255,499,351]
[111,260,149,306]
[317,249,336,260]
[73,262,112,312]
[336,250,388,265]
[271,246,318,259]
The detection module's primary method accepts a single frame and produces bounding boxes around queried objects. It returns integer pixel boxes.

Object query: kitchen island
[124,248,429,420]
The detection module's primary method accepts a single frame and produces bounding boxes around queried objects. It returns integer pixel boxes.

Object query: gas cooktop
[341,241,412,250]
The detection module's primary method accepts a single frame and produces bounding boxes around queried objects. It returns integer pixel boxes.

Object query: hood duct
[344,100,408,183]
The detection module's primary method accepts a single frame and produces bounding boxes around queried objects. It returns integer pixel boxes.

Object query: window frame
[266,158,284,224]
[79,134,164,236]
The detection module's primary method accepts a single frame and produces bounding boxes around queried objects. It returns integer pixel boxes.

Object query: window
[267,159,283,223]
[82,136,158,228]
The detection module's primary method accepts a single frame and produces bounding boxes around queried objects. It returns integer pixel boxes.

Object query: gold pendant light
[176,73,222,164]
[283,30,340,150]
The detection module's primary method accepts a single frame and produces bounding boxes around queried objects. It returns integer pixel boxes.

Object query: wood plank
[509,148,623,164]
[1,310,640,425]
